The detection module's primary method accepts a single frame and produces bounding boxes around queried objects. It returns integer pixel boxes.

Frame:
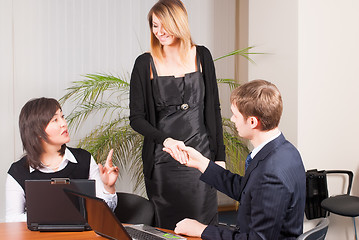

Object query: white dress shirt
[250,131,282,159]
[5,148,118,222]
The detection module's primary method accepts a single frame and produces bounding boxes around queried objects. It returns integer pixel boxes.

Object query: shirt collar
[251,131,281,159]
[29,147,78,173]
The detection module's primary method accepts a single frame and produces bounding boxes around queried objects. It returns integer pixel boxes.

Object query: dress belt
[158,103,191,112]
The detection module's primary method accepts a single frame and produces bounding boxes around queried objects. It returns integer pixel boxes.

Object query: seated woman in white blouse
[6,97,119,222]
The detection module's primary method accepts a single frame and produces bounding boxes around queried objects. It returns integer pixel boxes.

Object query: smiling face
[44,108,70,147]
[152,13,177,46]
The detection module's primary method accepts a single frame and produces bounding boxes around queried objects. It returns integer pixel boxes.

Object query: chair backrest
[114,192,155,226]
[297,218,329,240]
[325,170,353,195]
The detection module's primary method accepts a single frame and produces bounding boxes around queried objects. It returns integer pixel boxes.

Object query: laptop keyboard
[125,227,167,240]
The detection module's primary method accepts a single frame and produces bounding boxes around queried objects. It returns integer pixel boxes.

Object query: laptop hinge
[37,224,86,232]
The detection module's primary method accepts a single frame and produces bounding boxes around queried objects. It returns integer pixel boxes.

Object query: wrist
[104,185,116,194]
[198,157,210,173]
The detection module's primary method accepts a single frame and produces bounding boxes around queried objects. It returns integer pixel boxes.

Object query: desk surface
[0,222,201,240]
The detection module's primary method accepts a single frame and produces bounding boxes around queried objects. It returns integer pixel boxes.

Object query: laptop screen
[25,178,95,231]
[64,189,131,240]
[64,189,187,240]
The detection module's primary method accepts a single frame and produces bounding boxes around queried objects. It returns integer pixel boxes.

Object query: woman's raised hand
[98,149,119,194]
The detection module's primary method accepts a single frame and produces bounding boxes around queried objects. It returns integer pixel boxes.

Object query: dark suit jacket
[200,134,306,240]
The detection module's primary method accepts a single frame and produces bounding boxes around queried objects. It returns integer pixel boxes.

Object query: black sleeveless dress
[146,55,218,230]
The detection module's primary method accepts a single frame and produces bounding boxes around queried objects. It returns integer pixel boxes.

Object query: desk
[0,222,201,240]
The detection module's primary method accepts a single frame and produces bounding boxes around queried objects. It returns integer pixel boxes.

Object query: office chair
[320,170,359,240]
[297,218,329,240]
[114,192,155,226]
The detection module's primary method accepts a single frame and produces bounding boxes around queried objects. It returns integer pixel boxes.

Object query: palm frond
[222,118,250,175]
[78,122,145,194]
[66,101,128,132]
[60,73,129,105]
[214,46,264,64]
[216,78,240,90]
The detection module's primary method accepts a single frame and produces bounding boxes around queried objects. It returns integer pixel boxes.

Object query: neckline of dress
[157,70,200,79]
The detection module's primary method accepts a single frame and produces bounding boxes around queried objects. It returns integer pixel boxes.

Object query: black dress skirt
[145,55,218,230]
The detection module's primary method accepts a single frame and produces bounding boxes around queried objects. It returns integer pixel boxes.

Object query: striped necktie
[245,152,253,171]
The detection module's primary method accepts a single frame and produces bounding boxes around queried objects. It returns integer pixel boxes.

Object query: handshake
[162,137,225,173]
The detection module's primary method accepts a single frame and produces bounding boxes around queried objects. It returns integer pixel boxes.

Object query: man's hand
[163,145,210,173]
[174,218,207,237]
[98,149,119,194]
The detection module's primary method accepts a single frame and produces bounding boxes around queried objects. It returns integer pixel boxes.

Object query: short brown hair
[19,97,66,169]
[230,80,283,131]
[148,0,194,62]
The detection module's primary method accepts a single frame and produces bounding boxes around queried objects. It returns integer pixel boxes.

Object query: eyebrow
[53,110,62,116]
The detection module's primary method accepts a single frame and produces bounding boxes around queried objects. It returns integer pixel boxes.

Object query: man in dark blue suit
[164,80,306,239]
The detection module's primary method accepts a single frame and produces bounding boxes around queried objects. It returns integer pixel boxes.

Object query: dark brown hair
[19,97,66,169]
[230,80,283,131]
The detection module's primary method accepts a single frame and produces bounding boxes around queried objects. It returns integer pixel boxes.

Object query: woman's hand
[174,218,207,237]
[163,138,189,164]
[98,149,119,194]
[163,145,210,173]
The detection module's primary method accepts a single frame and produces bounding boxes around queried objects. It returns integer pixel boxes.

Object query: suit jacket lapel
[239,134,287,192]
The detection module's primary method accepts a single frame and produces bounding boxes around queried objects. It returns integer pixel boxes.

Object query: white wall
[0,0,236,222]
[248,0,298,146]
[299,0,359,239]
[249,0,359,239]
[0,0,15,225]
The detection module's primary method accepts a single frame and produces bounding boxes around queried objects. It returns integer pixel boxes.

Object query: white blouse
[5,148,118,222]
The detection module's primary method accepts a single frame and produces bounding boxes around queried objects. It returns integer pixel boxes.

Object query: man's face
[230,103,252,139]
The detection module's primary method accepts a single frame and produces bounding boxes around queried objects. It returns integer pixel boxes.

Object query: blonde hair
[148,0,194,63]
[230,80,283,131]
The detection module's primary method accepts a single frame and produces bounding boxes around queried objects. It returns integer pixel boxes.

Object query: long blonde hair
[148,0,194,63]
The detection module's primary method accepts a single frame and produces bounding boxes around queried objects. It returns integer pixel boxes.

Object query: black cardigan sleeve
[199,46,226,162]
[129,53,170,144]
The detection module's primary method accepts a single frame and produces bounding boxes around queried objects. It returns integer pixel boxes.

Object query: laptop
[25,178,95,231]
[64,189,187,240]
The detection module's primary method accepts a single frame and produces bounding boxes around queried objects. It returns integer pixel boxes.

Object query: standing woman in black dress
[129,0,225,230]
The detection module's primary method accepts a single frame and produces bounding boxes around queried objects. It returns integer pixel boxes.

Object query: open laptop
[64,189,187,240]
[25,178,95,231]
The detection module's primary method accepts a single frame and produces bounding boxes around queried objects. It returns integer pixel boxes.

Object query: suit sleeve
[200,161,242,200]
[129,55,169,144]
[201,162,292,240]
[202,225,263,240]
